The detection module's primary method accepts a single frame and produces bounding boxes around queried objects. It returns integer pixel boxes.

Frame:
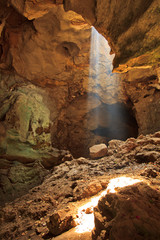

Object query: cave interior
[0,0,160,239]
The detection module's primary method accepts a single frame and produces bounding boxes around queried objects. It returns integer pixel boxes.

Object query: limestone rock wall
[0,3,159,159]
[2,0,159,71]
[123,67,160,135]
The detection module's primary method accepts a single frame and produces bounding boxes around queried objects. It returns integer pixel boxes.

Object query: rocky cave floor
[1,132,160,240]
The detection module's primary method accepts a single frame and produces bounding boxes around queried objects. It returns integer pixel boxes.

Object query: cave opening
[91,102,138,142]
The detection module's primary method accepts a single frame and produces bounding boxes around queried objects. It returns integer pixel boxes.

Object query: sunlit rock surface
[0,1,160,201]
[0,1,159,158]
[0,0,160,228]
[0,4,140,158]
[92,182,160,240]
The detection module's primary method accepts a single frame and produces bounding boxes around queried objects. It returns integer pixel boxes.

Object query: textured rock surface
[0,6,139,158]
[89,144,108,159]
[0,1,159,159]
[123,67,160,135]
[92,182,160,240]
[1,0,159,71]
[65,0,160,71]
[5,6,90,83]
[0,161,48,204]
[47,209,76,236]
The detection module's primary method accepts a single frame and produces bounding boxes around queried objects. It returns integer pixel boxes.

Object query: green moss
[6,140,41,160]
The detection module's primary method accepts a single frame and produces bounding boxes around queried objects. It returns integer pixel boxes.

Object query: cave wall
[0,4,132,158]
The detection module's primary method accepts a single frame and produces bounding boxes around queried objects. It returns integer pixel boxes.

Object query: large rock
[0,0,160,206]
[135,151,160,163]
[89,143,108,159]
[64,0,96,25]
[1,2,159,159]
[10,0,57,20]
[92,182,160,240]
[4,5,91,84]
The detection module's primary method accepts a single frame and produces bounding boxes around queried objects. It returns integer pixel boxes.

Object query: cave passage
[91,102,138,142]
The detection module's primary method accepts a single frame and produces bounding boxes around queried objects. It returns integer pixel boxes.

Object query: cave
[0,1,160,240]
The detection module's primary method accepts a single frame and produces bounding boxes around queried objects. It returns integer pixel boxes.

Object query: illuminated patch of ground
[75,176,141,233]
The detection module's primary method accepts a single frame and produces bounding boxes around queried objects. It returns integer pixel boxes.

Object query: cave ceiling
[0,0,160,73]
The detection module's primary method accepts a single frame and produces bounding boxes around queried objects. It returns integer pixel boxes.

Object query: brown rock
[108,139,124,151]
[10,0,56,20]
[82,181,103,198]
[64,0,96,25]
[92,182,160,240]
[47,209,76,236]
[89,144,108,159]
[140,168,158,178]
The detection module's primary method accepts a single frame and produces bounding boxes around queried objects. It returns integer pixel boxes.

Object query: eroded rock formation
[1,0,160,70]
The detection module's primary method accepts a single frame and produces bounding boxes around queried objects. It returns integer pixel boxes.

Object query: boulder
[92,182,160,240]
[89,143,108,159]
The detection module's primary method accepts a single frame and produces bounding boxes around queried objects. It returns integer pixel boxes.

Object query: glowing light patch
[75,177,141,233]
[107,177,141,193]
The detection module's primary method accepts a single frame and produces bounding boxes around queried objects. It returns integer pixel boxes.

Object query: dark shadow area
[91,102,138,142]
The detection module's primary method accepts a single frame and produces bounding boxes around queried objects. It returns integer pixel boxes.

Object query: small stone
[89,144,108,159]
[47,210,76,236]
[62,154,73,162]
[85,207,93,214]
